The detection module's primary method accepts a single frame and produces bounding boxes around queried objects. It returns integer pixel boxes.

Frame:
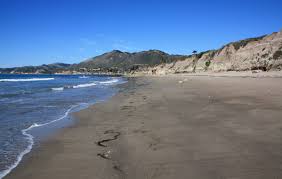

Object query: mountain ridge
[0,63,71,74]
[1,29,282,75]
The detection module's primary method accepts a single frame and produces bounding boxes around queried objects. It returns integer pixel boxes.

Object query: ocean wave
[8,99,25,103]
[99,78,119,85]
[0,91,32,99]
[50,78,121,92]
[0,105,77,179]
[44,105,57,108]
[72,79,120,88]
[79,76,89,79]
[52,87,64,91]
[51,82,97,91]
[0,78,55,82]
[73,82,97,88]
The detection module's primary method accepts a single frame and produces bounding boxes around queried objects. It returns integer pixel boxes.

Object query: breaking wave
[0,78,55,82]
[51,78,121,91]
[99,78,119,84]
[73,82,97,88]
[0,105,77,179]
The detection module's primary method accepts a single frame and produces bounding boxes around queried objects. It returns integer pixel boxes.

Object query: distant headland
[1,29,282,75]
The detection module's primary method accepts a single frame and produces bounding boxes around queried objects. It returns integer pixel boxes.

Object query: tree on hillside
[192,50,197,54]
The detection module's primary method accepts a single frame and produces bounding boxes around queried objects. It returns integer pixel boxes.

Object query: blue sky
[0,0,281,67]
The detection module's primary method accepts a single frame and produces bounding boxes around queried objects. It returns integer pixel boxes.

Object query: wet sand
[6,76,282,179]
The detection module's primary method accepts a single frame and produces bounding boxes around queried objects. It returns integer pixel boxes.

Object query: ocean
[0,74,126,178]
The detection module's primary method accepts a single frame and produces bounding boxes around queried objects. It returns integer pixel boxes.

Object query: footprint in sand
[96,131,121,161]
[96,130,121,147]
[120,105,136,111]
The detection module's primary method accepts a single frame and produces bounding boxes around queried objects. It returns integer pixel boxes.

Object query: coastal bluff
[133,29,282,75]
[1,29,282,75]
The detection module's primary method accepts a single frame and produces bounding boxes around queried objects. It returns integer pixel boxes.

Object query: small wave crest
[51,83,97,91]
[50,78,122,92]
[52,87,64,91]
[99,78,119,85]
[0,105,77,179]
[73,82,97,88]
[0,78,55,82]
[79,76,89,79]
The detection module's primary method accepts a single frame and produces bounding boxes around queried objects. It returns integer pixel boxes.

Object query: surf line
[0,105,78,179]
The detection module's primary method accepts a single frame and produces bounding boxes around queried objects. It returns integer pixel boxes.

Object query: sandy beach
[6,75,282,179]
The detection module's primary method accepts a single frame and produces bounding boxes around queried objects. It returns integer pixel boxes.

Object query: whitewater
[0,74,126,178]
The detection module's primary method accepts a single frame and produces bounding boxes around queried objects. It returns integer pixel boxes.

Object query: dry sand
[6,75,282,179]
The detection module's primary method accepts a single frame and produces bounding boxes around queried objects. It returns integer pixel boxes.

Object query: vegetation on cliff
[1,29,282,75]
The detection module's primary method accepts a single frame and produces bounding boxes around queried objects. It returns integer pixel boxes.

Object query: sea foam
[0,105,76,179]
[73,82,97,88]
[0,78,55,82]
[52,87,64,91]
[99,78,119,84]
[79,76,89,79]
[51,79,120,91]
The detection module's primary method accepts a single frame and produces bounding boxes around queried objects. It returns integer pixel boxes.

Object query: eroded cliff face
[133,30,282,75]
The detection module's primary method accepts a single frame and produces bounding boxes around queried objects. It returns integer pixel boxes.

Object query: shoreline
[129,70,282,78]
[4,78,136,179]
[0,103,83,179]
[2,70,282,78]
[5,75,282,178]
[0,76,127,179]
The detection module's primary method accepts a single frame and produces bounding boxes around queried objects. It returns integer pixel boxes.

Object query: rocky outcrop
[133,30,282,75]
